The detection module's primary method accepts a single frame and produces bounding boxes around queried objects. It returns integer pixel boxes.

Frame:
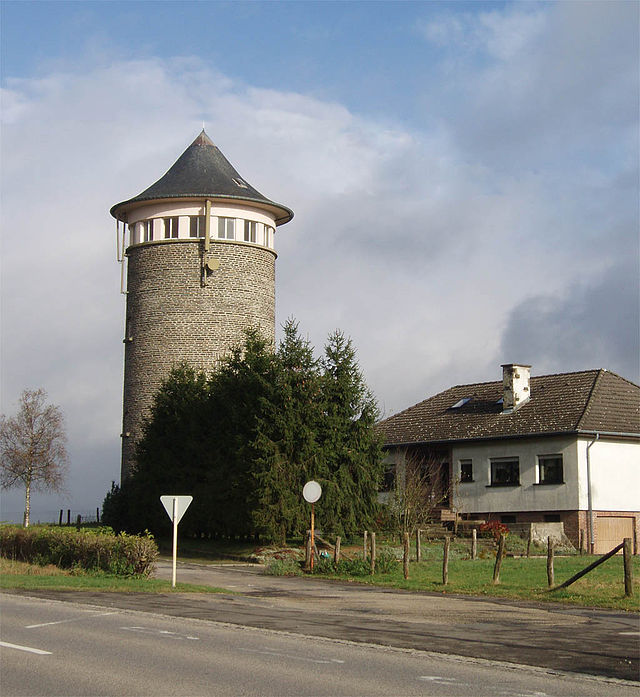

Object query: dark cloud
[499,259,640,382]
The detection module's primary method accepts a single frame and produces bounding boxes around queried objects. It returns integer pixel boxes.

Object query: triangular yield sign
[160,495,193,524]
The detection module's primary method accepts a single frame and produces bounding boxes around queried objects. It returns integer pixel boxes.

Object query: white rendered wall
[451,436,580,514]
[577,438,639,511]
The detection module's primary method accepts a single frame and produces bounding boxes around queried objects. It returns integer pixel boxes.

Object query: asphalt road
[1,593,638,697]
[4,560,638,683]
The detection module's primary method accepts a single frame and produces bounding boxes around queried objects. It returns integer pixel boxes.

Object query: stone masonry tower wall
[121,239,276,477]
[112,131,293,480]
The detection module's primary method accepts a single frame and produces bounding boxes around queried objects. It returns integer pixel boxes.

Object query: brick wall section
[121,238,276,479]
[469,509,638,553]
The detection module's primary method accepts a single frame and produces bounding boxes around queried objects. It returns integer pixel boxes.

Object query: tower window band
[218,217,235,240]
[244,220,257,243]
[163,217,179,239]
[190,216,206,238]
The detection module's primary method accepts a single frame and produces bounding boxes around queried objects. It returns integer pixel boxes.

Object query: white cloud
[1,0,637,518]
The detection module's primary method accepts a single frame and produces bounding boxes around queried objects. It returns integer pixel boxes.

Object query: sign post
[160,495,193,587]
[302,481,322,571]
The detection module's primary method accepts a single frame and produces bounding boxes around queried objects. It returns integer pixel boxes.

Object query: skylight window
[232,178,248,188]
[450,397,471,409]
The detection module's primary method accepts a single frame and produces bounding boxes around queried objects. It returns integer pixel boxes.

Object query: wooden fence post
[471,528,477,560]
[493,534,506,584]
[526,528,532,558]
[305,530,312,571]
[58,509,63,526]
[363,530,368,560]
[67,509,71,525]
[370,532,376,574]
[334,536,341,565]
[76,514,82,530]
[403,532,409,580]
[624,537,633,597]
[416,529,421,562]
[96,507,100,524]
[442,537,450,585]
[547,536,555,587]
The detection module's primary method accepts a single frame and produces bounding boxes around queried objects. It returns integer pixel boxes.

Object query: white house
[378,365,640,553]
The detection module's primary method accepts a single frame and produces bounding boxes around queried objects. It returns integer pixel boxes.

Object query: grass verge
[0,558,229,594]
[311,553,640,612]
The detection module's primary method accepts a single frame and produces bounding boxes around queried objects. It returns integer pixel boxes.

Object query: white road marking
[26,611,119,629]
[239,647,345,664]
[0,641,52,655]
[121,626,199,640]
[418,676,458,684]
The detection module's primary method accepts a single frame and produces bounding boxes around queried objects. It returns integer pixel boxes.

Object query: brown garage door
[595,516,634,554]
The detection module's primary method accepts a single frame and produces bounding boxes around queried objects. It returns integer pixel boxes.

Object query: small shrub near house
[0,525,158,577]
[479,521,509,542]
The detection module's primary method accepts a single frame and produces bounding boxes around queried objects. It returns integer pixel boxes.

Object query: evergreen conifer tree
[317,331,384,537]
[125,364,211,535]
[251,319,321,543]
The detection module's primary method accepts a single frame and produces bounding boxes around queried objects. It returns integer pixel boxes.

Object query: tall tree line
[103,321,383,543]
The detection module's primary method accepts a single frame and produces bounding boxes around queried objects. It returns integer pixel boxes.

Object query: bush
[335,556,371,576]
[265,558,303,576]
[479,521,509,542]
[0,525,158,577]
[376,549,399,574]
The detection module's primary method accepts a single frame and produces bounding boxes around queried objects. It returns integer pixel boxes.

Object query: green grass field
[2,537,638,611]
[312,552,640,612]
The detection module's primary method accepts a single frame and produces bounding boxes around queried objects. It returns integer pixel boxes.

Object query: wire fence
[1,508,102,526]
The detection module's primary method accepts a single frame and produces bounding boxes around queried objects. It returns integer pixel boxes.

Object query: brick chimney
[501,364,531,413]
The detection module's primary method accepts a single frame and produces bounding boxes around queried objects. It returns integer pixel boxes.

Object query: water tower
[110,131,293,480]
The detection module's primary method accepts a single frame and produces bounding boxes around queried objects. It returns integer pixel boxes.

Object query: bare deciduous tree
[1,389,68,526]
[387,452,453,537]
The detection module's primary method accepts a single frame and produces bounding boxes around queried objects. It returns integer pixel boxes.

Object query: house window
[143,220,153,242]
[501,515,516,524]
[460,459,473,483]
[490,458,520,486]
[218,217,235,240]
[544,514,561,522]
[244,220,257,243]
[190,216,206,238]
[163,217,179,239]
[537,455,563,484]
[380,466,395,493]
[264,225,274,246]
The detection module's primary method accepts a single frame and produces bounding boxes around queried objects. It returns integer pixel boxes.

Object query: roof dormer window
[232,178,248,189]
[450,397,471,409]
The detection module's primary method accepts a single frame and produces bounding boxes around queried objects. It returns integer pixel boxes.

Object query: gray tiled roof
[111,130,293,225]
[378,369,640,445]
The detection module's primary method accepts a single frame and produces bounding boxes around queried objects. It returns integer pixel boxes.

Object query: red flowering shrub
[479,520,509,542]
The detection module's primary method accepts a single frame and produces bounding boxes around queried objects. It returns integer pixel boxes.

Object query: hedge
[0,525,158,576]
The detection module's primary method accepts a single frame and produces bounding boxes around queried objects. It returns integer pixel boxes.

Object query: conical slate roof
[111,130,293,225]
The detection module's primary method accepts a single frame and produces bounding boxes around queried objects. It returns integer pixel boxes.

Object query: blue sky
[1,1,638,522]
[2,0,483,127]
